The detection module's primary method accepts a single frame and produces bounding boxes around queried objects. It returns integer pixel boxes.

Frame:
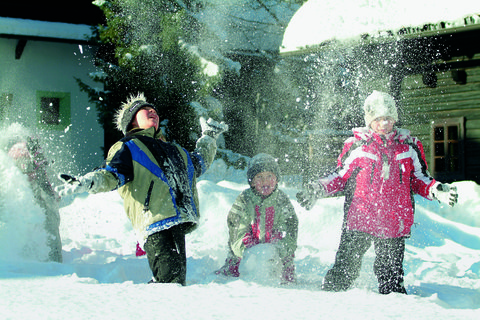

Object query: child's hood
[351,127,412,143]
[247,153,281,184]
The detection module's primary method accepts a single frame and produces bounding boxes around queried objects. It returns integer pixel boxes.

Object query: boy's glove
[200,117,228,139]
[296,182,325,210]
[430,182,458,207]
[55,172,101,197]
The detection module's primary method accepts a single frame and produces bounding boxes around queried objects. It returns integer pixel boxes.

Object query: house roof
[0,17,94,43]
[281,15,480,58]
[279,5,480,76]
[1,1,104,26]
[281,0,480,54]
[0,1,104,43]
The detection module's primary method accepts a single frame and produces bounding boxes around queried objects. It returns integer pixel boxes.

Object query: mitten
[136,242,146,257]
[215,257,241,277]
[243,231,260,248]
[200,117,228,139]
[55,172,102,197]
[269,230,284,243]
[296,182,325,210]
[281,254,296,284]
[430,182,458,207]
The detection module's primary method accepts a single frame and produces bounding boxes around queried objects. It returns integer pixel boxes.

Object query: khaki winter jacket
[227,187,298,260]
[92,126,217,243]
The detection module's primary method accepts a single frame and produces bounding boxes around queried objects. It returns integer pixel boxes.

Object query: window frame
[36,91,71,130]
[430,117,465,181]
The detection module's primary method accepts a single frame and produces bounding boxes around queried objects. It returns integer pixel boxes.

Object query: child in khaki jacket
[56,93,226,284]
[217,153,298,283]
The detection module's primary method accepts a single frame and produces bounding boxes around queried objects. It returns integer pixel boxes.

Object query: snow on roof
[281,0,480,54]
[0,17,93,42]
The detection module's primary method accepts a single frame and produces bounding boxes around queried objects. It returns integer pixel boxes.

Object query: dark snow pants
[34,183,63,263]
[322,230,407,294]
[144,224,187,285]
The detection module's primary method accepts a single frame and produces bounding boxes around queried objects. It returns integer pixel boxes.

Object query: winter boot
[215,258,241,277]
[378,279,407,295]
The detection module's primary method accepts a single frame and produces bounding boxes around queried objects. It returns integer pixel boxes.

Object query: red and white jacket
[318,127,436,238]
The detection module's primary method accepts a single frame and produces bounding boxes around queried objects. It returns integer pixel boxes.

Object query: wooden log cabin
[281,14,480,184]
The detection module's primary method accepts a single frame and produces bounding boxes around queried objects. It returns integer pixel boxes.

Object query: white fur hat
[363,90,398,127]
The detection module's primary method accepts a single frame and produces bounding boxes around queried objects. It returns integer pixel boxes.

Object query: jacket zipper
[398,163,403,184]
[370,163,375,185]
[143,180,155,212]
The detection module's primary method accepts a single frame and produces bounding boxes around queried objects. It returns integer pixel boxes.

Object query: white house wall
[0,37,104,175]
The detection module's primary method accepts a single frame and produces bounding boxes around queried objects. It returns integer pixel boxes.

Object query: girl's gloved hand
[430,182,458,207]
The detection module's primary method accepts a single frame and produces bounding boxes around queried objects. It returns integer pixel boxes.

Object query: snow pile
[0,155,479,319]
[239,243,283,284]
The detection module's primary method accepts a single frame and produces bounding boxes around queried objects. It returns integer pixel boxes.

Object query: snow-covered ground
[1,1,480,317]
[1,156,479,319]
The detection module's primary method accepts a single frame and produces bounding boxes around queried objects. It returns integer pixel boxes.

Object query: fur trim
[115,93,154,135]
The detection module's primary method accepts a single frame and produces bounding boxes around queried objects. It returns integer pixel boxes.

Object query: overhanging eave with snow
[280,12,480,80]
[0,17,94,59]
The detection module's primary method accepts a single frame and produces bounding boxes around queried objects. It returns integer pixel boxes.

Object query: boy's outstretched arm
[55,171,118,197]
[199,117,228,140]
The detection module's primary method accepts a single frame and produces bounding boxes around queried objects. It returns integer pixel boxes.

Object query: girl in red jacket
[297,91,458,294]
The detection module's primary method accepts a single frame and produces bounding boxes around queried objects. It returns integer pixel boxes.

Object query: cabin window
[40,97,60,124]
[431,117,465,181]
[36,91,71,130]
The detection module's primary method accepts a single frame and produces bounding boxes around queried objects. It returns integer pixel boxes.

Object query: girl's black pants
[322,230,407,294]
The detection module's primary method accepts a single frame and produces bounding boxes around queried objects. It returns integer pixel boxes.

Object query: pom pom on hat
[115,93,156,135]
[247,153,281,184]
[363,90,398,127]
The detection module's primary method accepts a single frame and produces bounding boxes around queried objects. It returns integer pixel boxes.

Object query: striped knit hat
[115,93,156,135]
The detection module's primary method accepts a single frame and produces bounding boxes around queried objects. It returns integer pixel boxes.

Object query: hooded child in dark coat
[6,125,62,263]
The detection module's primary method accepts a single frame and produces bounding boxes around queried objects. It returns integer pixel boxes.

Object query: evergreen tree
[78,0,220,154]
[78,0,309,165]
